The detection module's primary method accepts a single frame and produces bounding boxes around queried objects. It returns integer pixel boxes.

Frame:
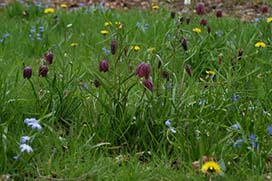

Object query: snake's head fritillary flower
[162,71,169,80]
[23,66,32,79]
[44,8,55,14]
[44,51,53,65]
[196,2,205,15]
[170,11,176,18]
[94,79,100,88]
[39,65,49,77]
[181,36,188,51]
[135,62,150,79]
[200,18,207,26]
[110,39,117,55]
[186,17,190,24]
[99,60,109,72]
[143,79,153,91]
[201,161,221,174]
[207,26,211,33]
[185,64,192,77]
[261,5,268,14]
[216,9,223,18]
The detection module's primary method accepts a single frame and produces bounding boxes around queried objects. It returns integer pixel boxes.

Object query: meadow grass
[0,1,272,180]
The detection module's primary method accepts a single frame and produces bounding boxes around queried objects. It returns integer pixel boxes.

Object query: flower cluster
[29,26,45,41]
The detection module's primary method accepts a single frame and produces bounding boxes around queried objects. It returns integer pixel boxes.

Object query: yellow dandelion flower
[70,43,78,47]
[132,45,140,52]
[193,28,201,33]
[206,70,215,75]
[44,8,55,14]
[60,3,68,8]
[267,17,272,23]
[255,42,266,48]
[201,161,221,174]
[104,21,112,26]
[152,5,159,10]
[100,30,109,35]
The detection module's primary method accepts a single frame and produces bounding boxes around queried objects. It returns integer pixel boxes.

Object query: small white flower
[20,136,31,143]
[20,144,33,153]
[169,127,177,134]
[24,118,42,131]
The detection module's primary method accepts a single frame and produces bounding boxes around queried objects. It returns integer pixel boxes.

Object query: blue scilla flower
[20,136,31,143]
[102,47,110,55]
[231,94,238,102]
[2,33,10,38]
[30,27,36,33]
[267,125,272,136]
[20,144,33,153]
[232,123,240,130]
[165,120,171,127]
[233,139,243,148]
[250,134,257,149]
[39,26,45,33]
[24,118,42,131]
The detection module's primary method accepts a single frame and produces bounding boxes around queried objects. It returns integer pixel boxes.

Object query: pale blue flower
[231,94,238,102]
[232,124,240,130]
[20,144,33,153]
[233,139,243,148]
[165,120,171,127]
[102,47,110,55]
[39,26,45,33]
[267,125,272,136]
[250,134,257,148]
[24,118,42,131]
[20,136,31,143]
[2,33,10,38]
[169,127,176,134]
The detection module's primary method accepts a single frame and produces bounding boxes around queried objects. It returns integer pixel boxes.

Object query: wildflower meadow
[0,1,272,180]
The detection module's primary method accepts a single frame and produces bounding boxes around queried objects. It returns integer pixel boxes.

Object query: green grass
[0,1,272,180]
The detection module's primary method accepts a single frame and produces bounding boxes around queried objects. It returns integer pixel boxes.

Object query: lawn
[0,1,272,180]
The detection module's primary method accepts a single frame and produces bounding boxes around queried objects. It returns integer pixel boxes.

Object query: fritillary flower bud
[185,64,192,77]
[216,9,223,18]
[238,48,243,60]
[170,11,176,19]
[261,5,268,14]
[186,17,190,24]
[162,71,169,80]
[196,2,205,15]
[135,62,150,79]
[180,17,184,24]
[99,60,109,72]
[200,18,207,26]
[110,39,117,55]
[23,66,32,79]
[181,36,188,51]
[207,26,211,33]
[143,79,153,91]
[94,79,100,88]
[44,51,53,64]
[39,65,48,77]
[157,60,162,69]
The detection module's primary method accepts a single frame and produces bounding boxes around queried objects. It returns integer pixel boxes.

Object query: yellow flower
[100,30,109,35]
[70,43,78,47]
[115,21,123,29]
[255,42,266,48]
[152,5,159,10]
[201,161,221,174]
[60,3,68,8]
[104,21,112,26]
[132,45,140,52]
[148,47,156,52]
[193,28,201,33]
[206,70,215,75]
[267,17,272,23]
[44,8,55,14]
